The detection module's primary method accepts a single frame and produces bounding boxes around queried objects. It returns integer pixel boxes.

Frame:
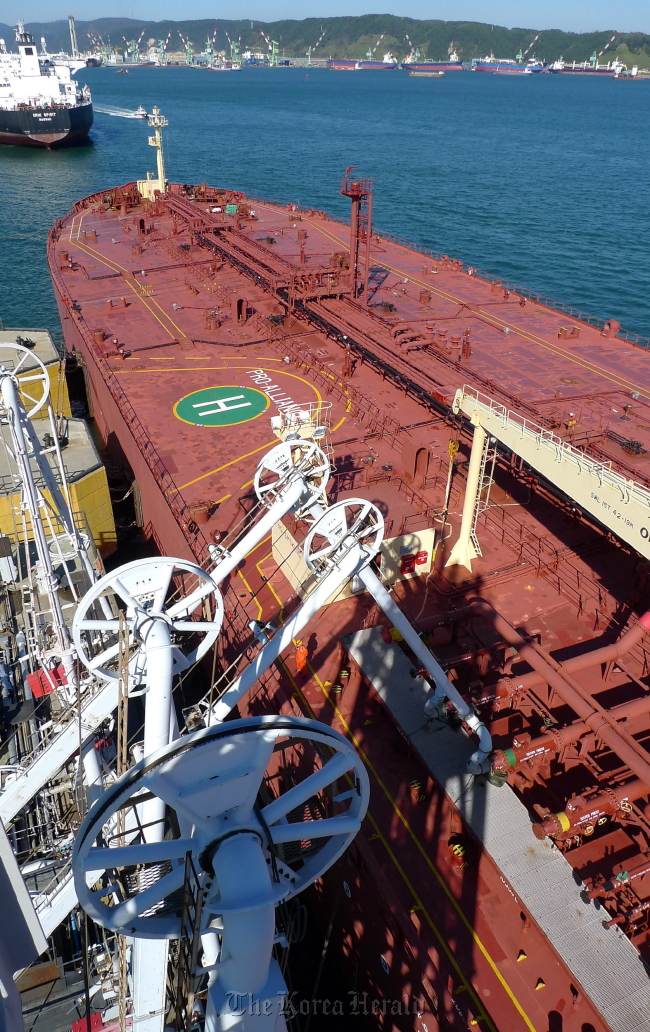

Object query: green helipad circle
[174,385,269,427]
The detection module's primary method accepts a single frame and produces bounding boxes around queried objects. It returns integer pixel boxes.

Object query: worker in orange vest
[295,640,309,676]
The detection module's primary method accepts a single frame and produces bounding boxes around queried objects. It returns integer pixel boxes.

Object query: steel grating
[345,627,650,1032]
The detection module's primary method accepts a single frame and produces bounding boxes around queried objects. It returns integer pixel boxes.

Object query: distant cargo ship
[401,47,463,72]
[0,21,92,147]
[328,50,398,70]
[549,56,627,75]
[472,54,547,73]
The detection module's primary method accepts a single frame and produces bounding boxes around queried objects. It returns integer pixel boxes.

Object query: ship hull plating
[0,103,93,147]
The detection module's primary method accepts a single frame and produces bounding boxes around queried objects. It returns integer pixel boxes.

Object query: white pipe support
[210,546,362,723]
[141,618,174,842]
[358,566,492,774]
[445,423,487,573]
[211,478,304,587]
[212,833,276,996]
[81,739,103,805]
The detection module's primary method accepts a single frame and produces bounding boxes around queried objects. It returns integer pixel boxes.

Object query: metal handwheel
[72,556,224,684]
[72,715,369,938]
[303,498,384,574]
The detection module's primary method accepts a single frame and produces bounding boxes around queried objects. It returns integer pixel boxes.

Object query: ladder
[470,433,497,558]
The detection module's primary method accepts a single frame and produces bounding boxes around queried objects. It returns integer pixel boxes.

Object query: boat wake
[95,105,144,118]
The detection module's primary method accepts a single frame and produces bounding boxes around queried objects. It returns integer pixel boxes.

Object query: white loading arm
[301,501,491,773]
[72,715,370,1032]
[209,499,384,723]
[209,441,330,586]
[74,557,226,1032]
[0,343,105,590]
[74,557,225,834]
[0,344,76,682]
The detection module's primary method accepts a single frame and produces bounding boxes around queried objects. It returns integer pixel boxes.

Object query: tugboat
[0,20,93,147]
[134,104,148,117]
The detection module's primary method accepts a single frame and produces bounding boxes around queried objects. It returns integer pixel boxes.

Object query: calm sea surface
[1,66,649,337]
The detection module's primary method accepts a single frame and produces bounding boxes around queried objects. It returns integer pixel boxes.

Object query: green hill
[1,15,649,66]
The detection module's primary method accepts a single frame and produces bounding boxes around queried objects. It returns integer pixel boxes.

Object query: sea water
[1,65,649,336]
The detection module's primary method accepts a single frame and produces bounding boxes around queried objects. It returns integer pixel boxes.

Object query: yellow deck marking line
[74,237,185,341]
[256,551,285,624]
[295,653,536,1031]
[149,357,176,361]
[363,812,492,1030]
[240,533,525,1028]
[237,570,263,620]
[178,440,276,490]
[307,216,649,403]
[262,647,490,1022]
[73,216,187,338]
[67,211,81,244]
[114,366,241,373]
[215,493,231,505]
[376,256,650,403]
[253,624,495,1030]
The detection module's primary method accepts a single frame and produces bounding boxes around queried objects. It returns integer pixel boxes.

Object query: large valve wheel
[253,441,329,509]
[303,498,384,575]
[72,715,369,938]
[72,557,223,684]
[0,342,50,418]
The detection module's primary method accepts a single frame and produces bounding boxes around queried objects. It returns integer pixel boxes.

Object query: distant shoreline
[3,15,648,70]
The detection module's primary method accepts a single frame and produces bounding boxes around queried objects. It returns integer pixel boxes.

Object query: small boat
[116,68,129,74]
[134,105,148,118]
[409,70,444,77]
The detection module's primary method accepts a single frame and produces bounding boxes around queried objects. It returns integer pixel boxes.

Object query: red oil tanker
[47,112,650,1032]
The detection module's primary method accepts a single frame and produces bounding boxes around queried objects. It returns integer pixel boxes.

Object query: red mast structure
[340,168,373,301]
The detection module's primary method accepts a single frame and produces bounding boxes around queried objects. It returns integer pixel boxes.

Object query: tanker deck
[47,176,650,1032]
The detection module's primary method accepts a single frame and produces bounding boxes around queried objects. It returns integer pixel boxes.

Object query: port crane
[516,31,542,63]
[86,31,116,64]
[85,30,106,60]
[121,29,145,62]
[153,32,172,65]
[404,33,420,62]
[178,30,196,62]
[202,27,218,60]
[591,32,618,65]
[306,27,326,65]
[225,31,242,66]
[260,29,279,66]
[367,33,387,60]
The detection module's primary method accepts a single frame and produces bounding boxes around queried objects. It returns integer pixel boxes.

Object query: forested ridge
[2,14,649,66]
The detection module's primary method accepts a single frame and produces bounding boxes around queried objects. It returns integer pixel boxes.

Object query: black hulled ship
[0,22,92,147]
